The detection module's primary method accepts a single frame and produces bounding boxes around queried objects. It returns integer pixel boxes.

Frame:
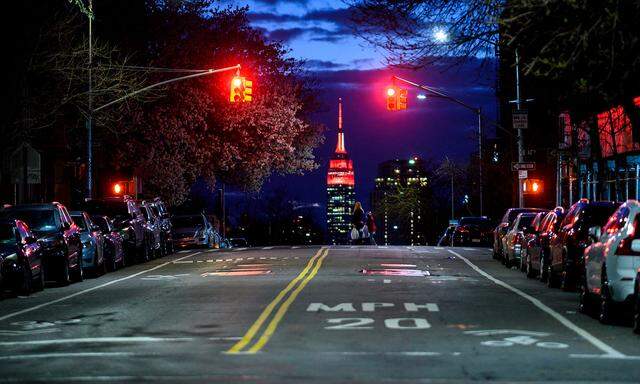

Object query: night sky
[222,0,497,210]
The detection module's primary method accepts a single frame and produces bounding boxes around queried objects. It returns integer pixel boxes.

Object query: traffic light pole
[94,64,241,112]
[392,76,484,217]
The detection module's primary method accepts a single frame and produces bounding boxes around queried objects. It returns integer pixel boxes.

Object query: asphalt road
[0,245,639,383]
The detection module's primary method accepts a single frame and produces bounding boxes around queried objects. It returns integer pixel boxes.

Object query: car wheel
[547,265,558,288]
[526,257,535,279]
[33,266,45,292]
[599,270,615,324]
[16,262,33,296]
[71,259,83,282]
[58,258,71,286]
[579,276,594,315]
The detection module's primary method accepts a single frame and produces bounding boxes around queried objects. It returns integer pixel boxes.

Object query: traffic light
[111,180,134,197]
[113,183,123,195]
[386,86,398,110]
[397,88,408,110]
[523,178,543,195]
[230,76,252,103]
[243,79,252,102]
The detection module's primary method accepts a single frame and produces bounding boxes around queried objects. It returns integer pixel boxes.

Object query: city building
[326,98,355,244]
[371,157,429,245]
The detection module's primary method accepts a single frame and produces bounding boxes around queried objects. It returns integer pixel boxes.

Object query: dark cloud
[304,59,348,70]
[248,7,353,24]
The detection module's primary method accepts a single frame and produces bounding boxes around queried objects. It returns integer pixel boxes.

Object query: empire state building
[326,98,355,244]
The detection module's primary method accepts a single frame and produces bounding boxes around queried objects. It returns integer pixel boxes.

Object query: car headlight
[3,253,18,262]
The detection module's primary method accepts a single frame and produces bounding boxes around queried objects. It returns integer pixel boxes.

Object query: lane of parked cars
[0,196,229,298]
[437,199,640,335]
[488,199,640,335]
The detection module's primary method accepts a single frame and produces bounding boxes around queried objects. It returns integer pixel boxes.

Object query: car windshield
[2,209,57,232]
[585,205,619,226]
[0,224,15,244]
[172,216,202,228]
[516,215,536,229]
[92,216,110,232]
[71,215,87,231]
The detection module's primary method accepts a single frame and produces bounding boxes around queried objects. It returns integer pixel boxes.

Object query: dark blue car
[0,219,45,294]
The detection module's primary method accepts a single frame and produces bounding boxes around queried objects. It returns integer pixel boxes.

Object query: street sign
[518,170,528,179]
[511,162,536,171]
[512,110,528,130]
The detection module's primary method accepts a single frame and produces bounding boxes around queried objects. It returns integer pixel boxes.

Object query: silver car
[171,214,215,248]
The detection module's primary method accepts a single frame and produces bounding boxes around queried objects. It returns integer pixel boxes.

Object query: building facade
[327,98,355,244]
[371,157,429,245]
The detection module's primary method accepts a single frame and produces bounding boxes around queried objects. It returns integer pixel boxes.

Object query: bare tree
[436,156,462,220]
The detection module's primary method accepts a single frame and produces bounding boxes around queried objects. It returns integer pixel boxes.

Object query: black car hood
[0,242,18,257]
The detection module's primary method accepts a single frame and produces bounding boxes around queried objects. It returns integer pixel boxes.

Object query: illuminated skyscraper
[327,98,355,244]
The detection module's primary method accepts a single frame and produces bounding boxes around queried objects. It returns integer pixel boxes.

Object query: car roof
[3,203,58,211]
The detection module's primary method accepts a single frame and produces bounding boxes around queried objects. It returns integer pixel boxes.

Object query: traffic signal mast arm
[94,64,242,112]
[392,76,480,115]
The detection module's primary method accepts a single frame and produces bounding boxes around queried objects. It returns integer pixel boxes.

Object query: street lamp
[432,28,449,43]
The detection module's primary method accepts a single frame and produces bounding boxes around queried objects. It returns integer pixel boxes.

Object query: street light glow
[433,28,449,43]
[233,77,243,87]
[417,94,427,100]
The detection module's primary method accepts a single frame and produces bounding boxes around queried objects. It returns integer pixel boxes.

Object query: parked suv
[151,198,173,255]
[582,200,640,323]
[0,219,45,294]
[0,203,83,285]
[140,200,163,257]
[548,199,620,290]
[82,198,150,263]
[493,208,546,260]
[70,211,105,275]
[523,208,564,281]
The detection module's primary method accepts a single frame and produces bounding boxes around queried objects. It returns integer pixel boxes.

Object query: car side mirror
[588,226,601,241]
[24,236,37,244]
[631,239,640,253]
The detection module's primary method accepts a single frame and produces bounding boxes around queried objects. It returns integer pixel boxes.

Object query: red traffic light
[113,183,123,195]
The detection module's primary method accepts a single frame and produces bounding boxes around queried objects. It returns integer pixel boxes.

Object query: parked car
[151,198,173,255]
[82,198,150,263]
[451,217,493,247]
[0,219,44,294]
[634,271,640,333]
[548,199,620,290]
[523,208,565,280]
[171,214,215,248]
[581,200,640,323]
[91,215,125,271]
[437,225,456,246]
[518,210,549,272]
[1,203,83,285]
[140,200,163,258]
[70,211,106,276]
[493,208,546,260]
[229,238,249,248]
[502,212,538,268]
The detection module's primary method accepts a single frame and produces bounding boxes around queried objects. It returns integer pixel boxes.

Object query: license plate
[472,239,481,243]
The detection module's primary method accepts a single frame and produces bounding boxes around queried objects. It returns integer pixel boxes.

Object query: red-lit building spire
[335,97,346,154]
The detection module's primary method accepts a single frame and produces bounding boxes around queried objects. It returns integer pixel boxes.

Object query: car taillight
[457,226,469,233]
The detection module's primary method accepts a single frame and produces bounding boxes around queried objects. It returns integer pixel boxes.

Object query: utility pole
[86,0,93,198]
[515,49,524,208]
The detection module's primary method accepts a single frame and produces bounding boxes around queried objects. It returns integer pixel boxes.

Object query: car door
[17,221,42,276]
[551,205,579,271]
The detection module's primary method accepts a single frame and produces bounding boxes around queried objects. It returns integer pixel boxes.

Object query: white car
[581,200,640,323]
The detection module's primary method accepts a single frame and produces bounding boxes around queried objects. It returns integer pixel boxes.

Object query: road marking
[383,279,391,284]
[178,250,190,253]
[263,246,274,250]
[570,354,640,360]
[0,252,201,323]
[0,352,136,360]
[216,259,223,262]
[463,248,475,251]
[227,247,328,354]
[206,259,213,263]
[247,248,329,353]
[172,260,194,264]
[448,249,626,358]
[0,336,241,347]
[292,246,300,249]
[234,248,248,251]
[247,257,255,260]
[434,247,444,250]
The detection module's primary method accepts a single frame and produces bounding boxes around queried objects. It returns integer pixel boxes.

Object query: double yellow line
[226,247,329,354]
